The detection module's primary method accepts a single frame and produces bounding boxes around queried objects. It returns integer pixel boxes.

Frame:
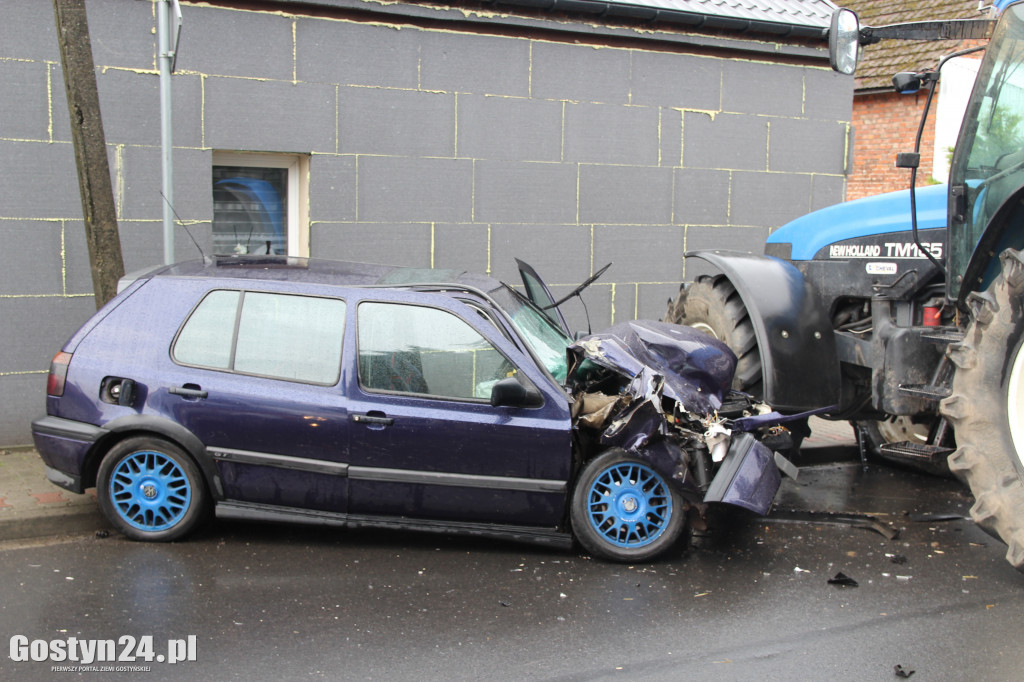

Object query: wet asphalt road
[2,458,1023,681]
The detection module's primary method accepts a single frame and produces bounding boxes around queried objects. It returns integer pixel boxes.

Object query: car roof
[128,255,504,294]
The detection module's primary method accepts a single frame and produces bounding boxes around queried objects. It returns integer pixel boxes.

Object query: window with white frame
[212,152,309,257]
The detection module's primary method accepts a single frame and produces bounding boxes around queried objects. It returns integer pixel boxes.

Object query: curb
[0,505,109,543]
[0,447,110,543]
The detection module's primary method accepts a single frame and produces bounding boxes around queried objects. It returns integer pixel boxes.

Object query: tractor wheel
[940,247,1024,570]
[666,274,762,396]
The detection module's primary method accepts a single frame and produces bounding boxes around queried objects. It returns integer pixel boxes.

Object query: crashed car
[32,255,798,562]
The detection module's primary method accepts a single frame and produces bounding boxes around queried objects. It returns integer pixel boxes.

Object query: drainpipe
[158,0,181,265]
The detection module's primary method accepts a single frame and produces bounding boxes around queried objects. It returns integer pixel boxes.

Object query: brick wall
[847,90,938,201]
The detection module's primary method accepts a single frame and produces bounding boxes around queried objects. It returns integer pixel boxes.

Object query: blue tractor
[667,2,1024,569]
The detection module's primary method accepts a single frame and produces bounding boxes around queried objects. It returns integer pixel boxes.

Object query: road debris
[827,572,858,587]
[765,509,899,540]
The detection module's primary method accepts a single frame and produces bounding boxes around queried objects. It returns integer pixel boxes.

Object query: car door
[345,291,572,527]
[165,287,351,513]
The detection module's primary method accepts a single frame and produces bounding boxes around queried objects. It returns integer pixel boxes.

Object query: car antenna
[160,191,206,261]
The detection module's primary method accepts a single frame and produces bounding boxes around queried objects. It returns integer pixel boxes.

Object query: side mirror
[892,71,925,94]
[829,8,861,75]
[490,377,543,408]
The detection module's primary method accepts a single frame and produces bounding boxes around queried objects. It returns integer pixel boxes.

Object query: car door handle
[351,412,394,426]
[169,385,208,399]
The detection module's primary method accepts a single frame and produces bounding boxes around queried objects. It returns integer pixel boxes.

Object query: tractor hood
[768,184,948,261]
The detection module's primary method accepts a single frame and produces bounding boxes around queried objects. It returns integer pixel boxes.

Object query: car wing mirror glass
[490,376,543,408]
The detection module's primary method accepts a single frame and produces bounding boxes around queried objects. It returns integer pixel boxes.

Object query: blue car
[32,256,794,562]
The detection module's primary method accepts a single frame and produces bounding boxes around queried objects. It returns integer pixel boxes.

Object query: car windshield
[490,285,571,383]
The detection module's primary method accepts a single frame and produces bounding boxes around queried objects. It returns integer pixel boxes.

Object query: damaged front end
[568,320,801,520]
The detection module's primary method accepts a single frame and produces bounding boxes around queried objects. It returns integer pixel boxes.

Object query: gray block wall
[0,0,852,445]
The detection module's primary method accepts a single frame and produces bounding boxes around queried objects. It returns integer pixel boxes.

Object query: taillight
[47,351,72,397]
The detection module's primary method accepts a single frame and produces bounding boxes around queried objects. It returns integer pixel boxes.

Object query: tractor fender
[685,250,841,412]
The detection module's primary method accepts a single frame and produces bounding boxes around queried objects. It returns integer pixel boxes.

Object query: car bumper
[31,416,106,494]
[704,432,782,515]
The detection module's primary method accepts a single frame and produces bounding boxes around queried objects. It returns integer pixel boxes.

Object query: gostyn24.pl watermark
[9,635,197,666]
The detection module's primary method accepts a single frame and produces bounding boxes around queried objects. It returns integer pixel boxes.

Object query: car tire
[97,437,209,542]
[570,449,688,563]
[941,248,1024,570]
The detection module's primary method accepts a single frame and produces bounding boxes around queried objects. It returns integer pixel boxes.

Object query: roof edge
[254,0,833,54]
[486,0,832,38]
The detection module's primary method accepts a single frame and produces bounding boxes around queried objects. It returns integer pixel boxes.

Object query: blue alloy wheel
[97,437,208,541]
[110,450,192,531]
[571,449,687,562]
[586,461,671,548]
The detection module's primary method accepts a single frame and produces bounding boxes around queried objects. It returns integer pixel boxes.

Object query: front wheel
[97,437,209,542]
[570,450,688,562]
[940,248,1024,570]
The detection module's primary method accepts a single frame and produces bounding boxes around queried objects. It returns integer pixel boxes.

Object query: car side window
[172,290,240,369]
[357,301,516,400]
[174,290,346,385]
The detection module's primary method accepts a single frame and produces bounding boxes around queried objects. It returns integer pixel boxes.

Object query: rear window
[174,290,346,384]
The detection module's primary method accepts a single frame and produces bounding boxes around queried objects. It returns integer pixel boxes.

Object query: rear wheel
[97,437,209,542]
[570,450,688,562]
[666,275,762,395]
[940,248,1024,570]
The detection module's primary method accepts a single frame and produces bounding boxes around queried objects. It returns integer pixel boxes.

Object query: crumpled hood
[568,320,737,414]
[566,320,790,518]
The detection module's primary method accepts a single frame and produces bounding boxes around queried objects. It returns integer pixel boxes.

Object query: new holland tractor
[666,2,1024,569]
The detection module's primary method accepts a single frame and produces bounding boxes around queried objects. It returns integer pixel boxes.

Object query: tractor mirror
[829,8,861,75]
[892,71,925,94]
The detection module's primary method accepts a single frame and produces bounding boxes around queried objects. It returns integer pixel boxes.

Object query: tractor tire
[940,247,1024,570]
[665,275,763,396]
